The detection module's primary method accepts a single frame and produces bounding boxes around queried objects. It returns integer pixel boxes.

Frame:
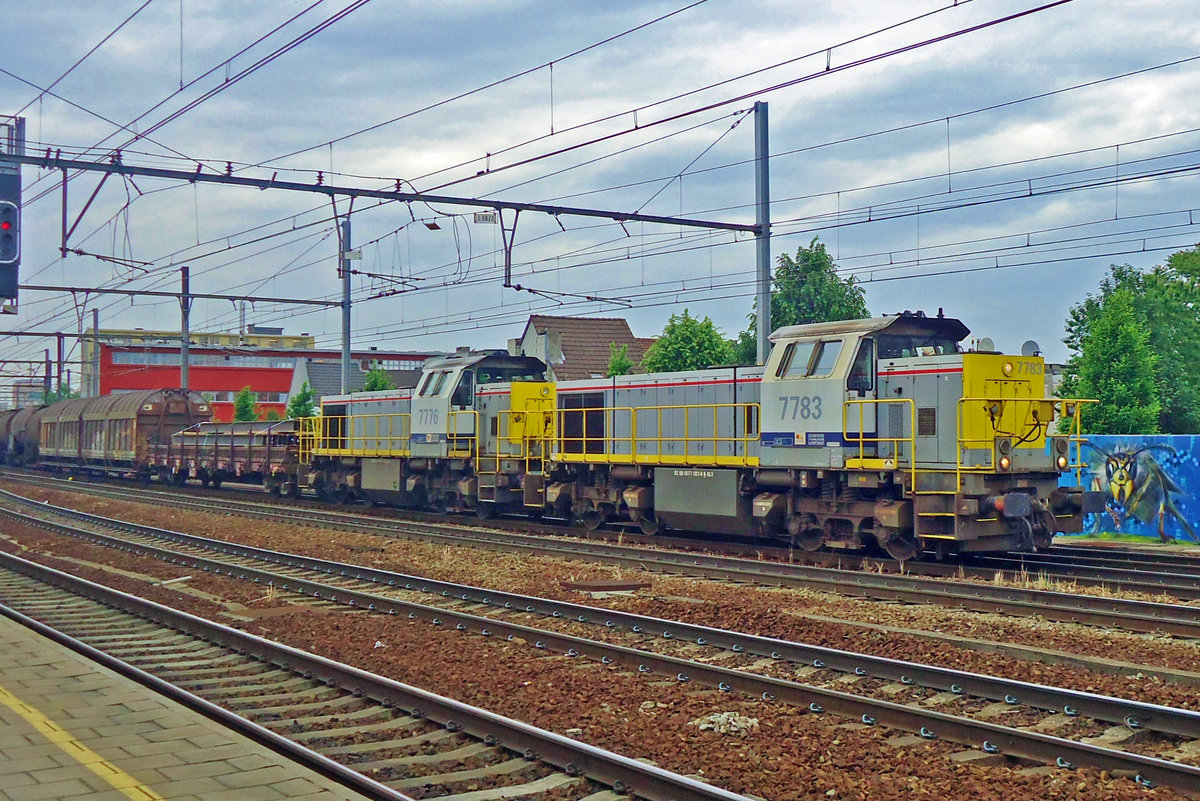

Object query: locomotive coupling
[981,492,1033,519]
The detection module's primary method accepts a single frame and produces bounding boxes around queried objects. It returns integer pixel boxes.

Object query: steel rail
[6,500,1200,791]
[14,472,1200,596]
[8,484,1200,640]
[0,551,753,801]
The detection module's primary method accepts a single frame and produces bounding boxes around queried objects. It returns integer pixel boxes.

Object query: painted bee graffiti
[1086,443,1198,542]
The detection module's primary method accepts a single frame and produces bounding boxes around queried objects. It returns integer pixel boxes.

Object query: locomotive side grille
[917,407,937,437]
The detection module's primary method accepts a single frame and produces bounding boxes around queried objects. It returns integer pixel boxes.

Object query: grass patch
[1056,532,1169,545]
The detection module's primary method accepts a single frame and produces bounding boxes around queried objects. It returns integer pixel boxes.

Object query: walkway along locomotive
[302,312,1101,559]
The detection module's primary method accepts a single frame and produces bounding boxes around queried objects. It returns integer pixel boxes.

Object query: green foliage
[361,368,395,392]
[286,381,317,419]
[37,386,80,405]
[264,408,283,421]
[1059,290,1159,434]
[642,309,733,373]
[1061,247,1200,433]
[733,237,870,364]
[233,386,260,422]
[606,342,635,377]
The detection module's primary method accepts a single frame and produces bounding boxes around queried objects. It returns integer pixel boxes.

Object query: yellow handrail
[446,410,478,459]
[842,397,916,491]
[553,402,759,467]
[303,413,412,457]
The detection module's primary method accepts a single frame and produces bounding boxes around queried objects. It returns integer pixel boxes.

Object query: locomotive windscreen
[877,334,959,359]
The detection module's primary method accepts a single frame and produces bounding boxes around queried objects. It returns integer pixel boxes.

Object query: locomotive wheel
[1032,509,1056,552]
[883,535,919,562]
[638,514,663,536]
[795,528,823,552]
[580,505,609,531]
[476,501,498,519]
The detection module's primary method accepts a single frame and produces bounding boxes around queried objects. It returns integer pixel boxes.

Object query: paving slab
[0,614,381,801]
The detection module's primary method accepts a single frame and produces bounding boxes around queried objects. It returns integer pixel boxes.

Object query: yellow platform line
[0,680,166,801]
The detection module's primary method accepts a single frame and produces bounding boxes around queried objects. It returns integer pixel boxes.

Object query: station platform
[0,613,376,801]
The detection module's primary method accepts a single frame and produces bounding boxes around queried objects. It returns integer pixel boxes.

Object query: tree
[733,237,870,364]
[233,386,260,422]
[1059,290,1159,434]
[361,368,395,392]
[641,309,733,373]
[264,408,283,421]
[1061,248,1200,433]
[606,342,635,377]
[37,386,79,405]
[286,381,317,418]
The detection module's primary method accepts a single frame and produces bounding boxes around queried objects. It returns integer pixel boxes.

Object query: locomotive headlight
[1056,455,1069,470]
[1003,361,1014,376]
[1053,438,1069,456]
[999,455,1012,471]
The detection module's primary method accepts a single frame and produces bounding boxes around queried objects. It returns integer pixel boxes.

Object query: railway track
[7,478,1200,639]
[0,551,752,801]
[3,496,1198,793]
[9,470,1200,597]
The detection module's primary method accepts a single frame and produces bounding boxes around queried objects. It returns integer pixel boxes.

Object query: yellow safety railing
[297,416,319,462]
[446,410,478,459]
[553,403,760,467]
[951,395,1093,491]
[842,398,916,490]
[1050,398,1095,484]
[303,413,412,457]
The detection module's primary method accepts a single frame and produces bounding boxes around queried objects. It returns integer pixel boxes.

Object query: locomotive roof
[769,313,970,343]
[422,350,546,373]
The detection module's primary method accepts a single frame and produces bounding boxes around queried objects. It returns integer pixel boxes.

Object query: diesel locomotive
[303,311,1100,560]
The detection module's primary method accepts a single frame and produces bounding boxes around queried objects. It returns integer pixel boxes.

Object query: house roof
[300,362,423,403]
[304,361,365,401]
[522,315,653,380]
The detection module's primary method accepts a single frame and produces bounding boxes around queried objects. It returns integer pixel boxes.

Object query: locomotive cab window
[451,371,474,407]
[809,340,843,377]
[847,339,874,393]
[420,370,451,397]
[776,339,841,378]
[776,341,816,378]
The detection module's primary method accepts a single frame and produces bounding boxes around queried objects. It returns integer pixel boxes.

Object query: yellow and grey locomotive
[301,311,1098,559]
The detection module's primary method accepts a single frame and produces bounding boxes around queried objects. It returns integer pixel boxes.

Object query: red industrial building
[83,327,437,421]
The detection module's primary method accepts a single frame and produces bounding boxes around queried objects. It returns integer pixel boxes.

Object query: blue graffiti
[1060,436,1199,541]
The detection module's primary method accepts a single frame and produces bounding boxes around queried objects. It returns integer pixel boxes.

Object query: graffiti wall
[1060,435,1200,541]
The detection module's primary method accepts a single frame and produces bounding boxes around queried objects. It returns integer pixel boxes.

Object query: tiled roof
[305,361,365,400]
[524,315,652,380]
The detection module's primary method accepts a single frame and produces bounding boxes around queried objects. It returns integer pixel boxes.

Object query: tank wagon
[39,389,211,479]
[301,312,1099,559]
[170,419,302,494]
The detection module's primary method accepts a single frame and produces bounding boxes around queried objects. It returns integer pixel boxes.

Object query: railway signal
[0,117,24,308]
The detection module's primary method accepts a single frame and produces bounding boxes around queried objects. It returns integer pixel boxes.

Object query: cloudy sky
[2,0,1198,387]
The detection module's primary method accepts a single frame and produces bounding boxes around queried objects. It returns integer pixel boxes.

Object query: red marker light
[0,221,10,231]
